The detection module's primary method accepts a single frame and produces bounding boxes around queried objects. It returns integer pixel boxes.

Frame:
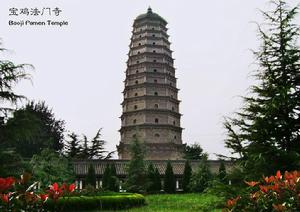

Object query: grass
[121,193,224,212]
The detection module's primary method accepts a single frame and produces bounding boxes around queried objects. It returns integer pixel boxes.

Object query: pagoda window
[153,42,156,45]
[139,35,142,38]
[133,134,137,138]
[135,80,138,84]
[152,27,155,30]
[134,105,138,110]
[133,119,137,124]
[154,92,158,96]
[153,69,157,72]
[155,118,159,123]
[138,43,141,46]
[154,79,158,83]
[153,60,157,62]
[153,50,156,53]
[173,121,176,125]
[135,93,138,96]
[152,34,155,37]
[172,107,175,111]
[138,51,140,54]
[174,135,177,139]
[137,60,140,64]
[155,133,160,137]
[154,104,158,108]
[136,70,139,73]
[170,82,173,86]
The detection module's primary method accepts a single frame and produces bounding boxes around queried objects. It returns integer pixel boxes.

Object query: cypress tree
[108,163,119,192]
[146,163,156,193]
[189,158,212,193]
[102,164,110,190]
[154,167,161,192]
[125,137,146,193]
[218,161,227,184]
[163,161,176,193]
[65,132,81,158]
[85,164,96,188]
[182,160,192,192]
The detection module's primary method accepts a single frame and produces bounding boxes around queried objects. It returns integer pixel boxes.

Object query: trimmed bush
[44,193,145,211]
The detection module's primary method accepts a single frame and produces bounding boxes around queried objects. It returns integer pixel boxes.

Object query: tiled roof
[73,160,233,177]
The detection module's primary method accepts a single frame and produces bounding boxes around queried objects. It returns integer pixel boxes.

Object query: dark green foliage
[154,167,161,192]
[183,143,206,160]
[108,163,119,192]
[30,148,74,187]
[85,164,96,188]
[102,164,111,190]
[163,161,176,193]
[80,135,90,159]
[182,160,192,192]
[125,138,146,193]
[189,158,212,193]
[224,0,300,179]
[89,128,107,159]
[65,132,81,158]
[218,161,227,184]
[146,163,159,193]
[44,194,145,211]
[5,101,65,157]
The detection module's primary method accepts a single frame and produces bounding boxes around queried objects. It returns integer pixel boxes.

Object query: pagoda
[117,7,185,160]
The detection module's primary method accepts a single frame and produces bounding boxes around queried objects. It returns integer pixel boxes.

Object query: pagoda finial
[147,6,152,13]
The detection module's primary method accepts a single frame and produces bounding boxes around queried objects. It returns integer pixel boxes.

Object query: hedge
[44,193,146,211]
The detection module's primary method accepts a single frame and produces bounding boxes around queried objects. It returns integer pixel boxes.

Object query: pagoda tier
[117,7,185,160]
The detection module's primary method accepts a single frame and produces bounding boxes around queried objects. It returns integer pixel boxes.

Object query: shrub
[164,161,176,193]
[223,170,300,211]
[44,193,146,211]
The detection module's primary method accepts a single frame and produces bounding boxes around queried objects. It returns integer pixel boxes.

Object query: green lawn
[122,193,224,212]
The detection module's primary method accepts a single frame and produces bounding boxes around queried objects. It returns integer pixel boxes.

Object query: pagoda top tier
[135,7,167,24]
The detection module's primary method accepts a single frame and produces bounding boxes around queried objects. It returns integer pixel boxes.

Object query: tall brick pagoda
[117,7,185,160]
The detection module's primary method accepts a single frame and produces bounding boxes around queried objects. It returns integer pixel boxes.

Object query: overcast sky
[1,0,299,159]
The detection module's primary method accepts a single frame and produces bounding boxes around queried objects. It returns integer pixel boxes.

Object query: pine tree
[218,161,227,184]
[189,158,212,193]
[182,160,192,192]
[80,135,90,159]
[163,161,176,193]
[224,0,300,179]
[65,132,81,158]
[89,128,107,159]
[125,137,146,193]
[85,164,96,188]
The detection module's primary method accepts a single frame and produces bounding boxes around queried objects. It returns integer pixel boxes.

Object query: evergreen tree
[224,0,300,179]
[80,135,90,159]
[5,101,66,157]
[189,158,212,193]
[218,161,227,184]
[85,164,96,188]
[163,161,176,193]
[108,163,119,192]
[102,164,110,190]
[183,143,206,160]
[89,128,107,159]
[182,160,192,192]
[65,132,81,158]
[154,167,161,192]
[146,163,157,193]
[125,137,146,193]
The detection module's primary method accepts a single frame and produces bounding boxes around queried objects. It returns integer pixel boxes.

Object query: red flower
[39,194,48,202]
[245,181,259,187]
[226,196,240,208]
[47,183,63,201]
[259,185,269,193]
[276,170,282,180]
[68,184,75,192]
[0,177,15,192]
[0,194,9,203]
[264,175,275,184]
